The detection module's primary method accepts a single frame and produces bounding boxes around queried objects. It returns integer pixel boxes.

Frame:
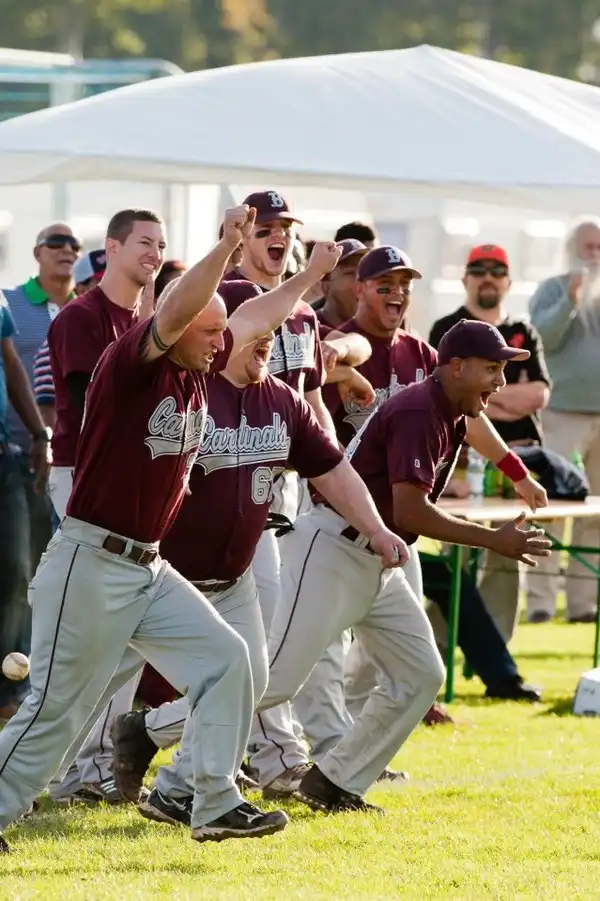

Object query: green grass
[3,620,600,900]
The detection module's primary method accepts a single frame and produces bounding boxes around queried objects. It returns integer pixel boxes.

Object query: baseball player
[99,276,408,826]
[0,205,344,852]
[318,245,547,711]
[45,210,161,804]
[255,320,551,814]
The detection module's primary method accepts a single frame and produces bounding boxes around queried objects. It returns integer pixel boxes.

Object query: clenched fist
[221,205,256,249]
[307,241,343,277]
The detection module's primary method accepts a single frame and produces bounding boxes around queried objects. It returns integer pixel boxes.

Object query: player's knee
[421,642,446,696]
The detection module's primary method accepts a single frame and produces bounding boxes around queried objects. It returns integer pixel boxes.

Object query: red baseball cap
[438,319,530,364]
[242,190,303,225]
[357,245,422,281]
[466,244,510,268]
[218,279,263,315]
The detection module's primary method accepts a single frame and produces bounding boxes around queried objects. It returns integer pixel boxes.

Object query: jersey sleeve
[287,390,344,479]
[385,408,443,492]
[48,303,108,377]
[304,309,326,391]
[0,292,16,340]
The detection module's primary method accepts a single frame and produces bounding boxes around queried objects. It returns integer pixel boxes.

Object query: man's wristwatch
[32,427,52,443]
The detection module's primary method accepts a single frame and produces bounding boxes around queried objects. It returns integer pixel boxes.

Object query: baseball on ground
[2,652,30,681]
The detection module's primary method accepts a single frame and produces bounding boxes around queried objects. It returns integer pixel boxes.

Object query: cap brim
[498,347,530,362]
[362,264,423,280]
[254,211,304,226]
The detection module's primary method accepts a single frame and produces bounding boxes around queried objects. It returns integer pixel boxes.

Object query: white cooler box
[573,667,600,716]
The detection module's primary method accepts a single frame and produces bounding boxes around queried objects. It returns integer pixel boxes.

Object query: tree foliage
[1,0,598,82]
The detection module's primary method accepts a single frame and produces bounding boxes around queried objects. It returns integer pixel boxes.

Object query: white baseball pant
[257,505,445,796]
[0,516,253,830]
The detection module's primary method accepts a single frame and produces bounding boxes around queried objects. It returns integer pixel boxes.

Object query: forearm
[325,363,354,384]
[326,334,372,367]
[310,459,386,537]
[161,240,232,333]
[397,498,496,550]
[486,382,549,419]
[38,405,56,430]
[5,358,46,436]
[244,270,317,339]
[466,414,510,464]
[305,388,337,440]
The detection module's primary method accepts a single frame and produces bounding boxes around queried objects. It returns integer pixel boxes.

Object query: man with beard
[429,245,551,635]
[529,219,600,622]
[105,277,409,826]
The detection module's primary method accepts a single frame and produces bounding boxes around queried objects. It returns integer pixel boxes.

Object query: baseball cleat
[377,767,410,785]
[52,787,104,806]
[262,763,311,799]
[83,776,130,804]
[236,768,259,792]
[138,788,193,827]
[110,709,157,802]
[0,834,9,853]
[191,801,289,843]
[295,765,385,814]
[423,703,455,726]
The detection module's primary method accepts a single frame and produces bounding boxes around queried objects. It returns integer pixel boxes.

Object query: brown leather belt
[341,525,374,554]
[192,579,237,593]
[101,534,158,566]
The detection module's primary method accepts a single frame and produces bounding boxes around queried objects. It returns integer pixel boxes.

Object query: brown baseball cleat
[262,764,311,799]
[295,765,385,814]
[423,702,455,726]
[110,710,157,802]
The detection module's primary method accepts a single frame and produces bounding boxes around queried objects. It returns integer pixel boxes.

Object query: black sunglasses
[466,262,509,278]
[37,234,82,253]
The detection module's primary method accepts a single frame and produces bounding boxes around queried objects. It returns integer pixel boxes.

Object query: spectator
[429,244,551,636]
[0,290,50,721]
[1,222,79,569]
[73,248,107,295]
[334,221,379,248]
[154,259,187,299]
[529,218,600,623]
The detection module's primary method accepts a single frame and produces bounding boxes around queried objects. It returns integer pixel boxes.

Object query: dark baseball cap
[438,319,530,364]
[73,248,106,284]
[357,245,422,281]
[466,244,509,268]
[336,238,368,263]
[243,190,303,225]
[218,279,263,315]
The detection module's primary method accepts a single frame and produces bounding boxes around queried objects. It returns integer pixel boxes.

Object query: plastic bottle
[467,448,485,497]
[484,461,501,497]
[571,449,585,471]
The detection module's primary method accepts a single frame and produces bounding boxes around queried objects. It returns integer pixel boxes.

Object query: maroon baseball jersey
[48,287,138,466]
[323,318,439,448]
[220,271,324,394]
[67,318,233,543]
[161,372,343,581]
[345,375,466,544]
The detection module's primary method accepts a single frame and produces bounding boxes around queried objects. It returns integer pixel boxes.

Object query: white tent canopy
[1,45,600,210]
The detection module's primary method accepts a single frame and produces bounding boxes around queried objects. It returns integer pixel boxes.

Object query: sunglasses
[466,262,509,278]
[37,234,82,253]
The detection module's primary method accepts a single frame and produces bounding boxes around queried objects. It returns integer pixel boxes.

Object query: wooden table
[423,496,600,702]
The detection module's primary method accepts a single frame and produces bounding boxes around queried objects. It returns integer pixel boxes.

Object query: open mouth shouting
[267,242,286,263]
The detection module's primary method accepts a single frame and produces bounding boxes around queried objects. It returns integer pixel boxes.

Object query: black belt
[341,525,374,554]
[193,579,237,593]
[102,534,158,566]
[264,513,294,536]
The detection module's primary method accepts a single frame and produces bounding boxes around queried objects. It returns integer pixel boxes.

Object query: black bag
[514,446,589,501]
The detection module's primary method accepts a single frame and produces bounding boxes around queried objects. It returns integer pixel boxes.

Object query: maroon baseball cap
[466,244,510,268]
[218,279,263,315]
[243,190,303,225]
[336,238,368,263]
[357,245,422,281]
[438,319,530,364]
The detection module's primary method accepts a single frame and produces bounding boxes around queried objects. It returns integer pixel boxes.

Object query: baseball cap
[73,249,106,284]
[218,279,263,315]
[336,238,368,263]
[466,244,509,268]
[357,245,422,281]
[242,190,303,225]
[438,319,530,364]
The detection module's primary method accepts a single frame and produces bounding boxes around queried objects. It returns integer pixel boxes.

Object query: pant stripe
[256,710,291,773]
[91,693,114,784]
[268,530,320,670]
[0,545,80,779]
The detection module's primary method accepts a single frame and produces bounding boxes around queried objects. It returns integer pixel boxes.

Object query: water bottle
[484,460,501,497]
[467,448,485,497]
[571,449,585,471]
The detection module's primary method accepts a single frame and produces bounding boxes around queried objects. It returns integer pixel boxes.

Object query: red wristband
[497,451,528,483]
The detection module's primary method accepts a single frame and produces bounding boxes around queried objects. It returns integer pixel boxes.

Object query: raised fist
[307,241,343,277]
[221,205,256,249]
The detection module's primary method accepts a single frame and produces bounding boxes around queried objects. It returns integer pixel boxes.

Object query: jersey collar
[22,276,76,305]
